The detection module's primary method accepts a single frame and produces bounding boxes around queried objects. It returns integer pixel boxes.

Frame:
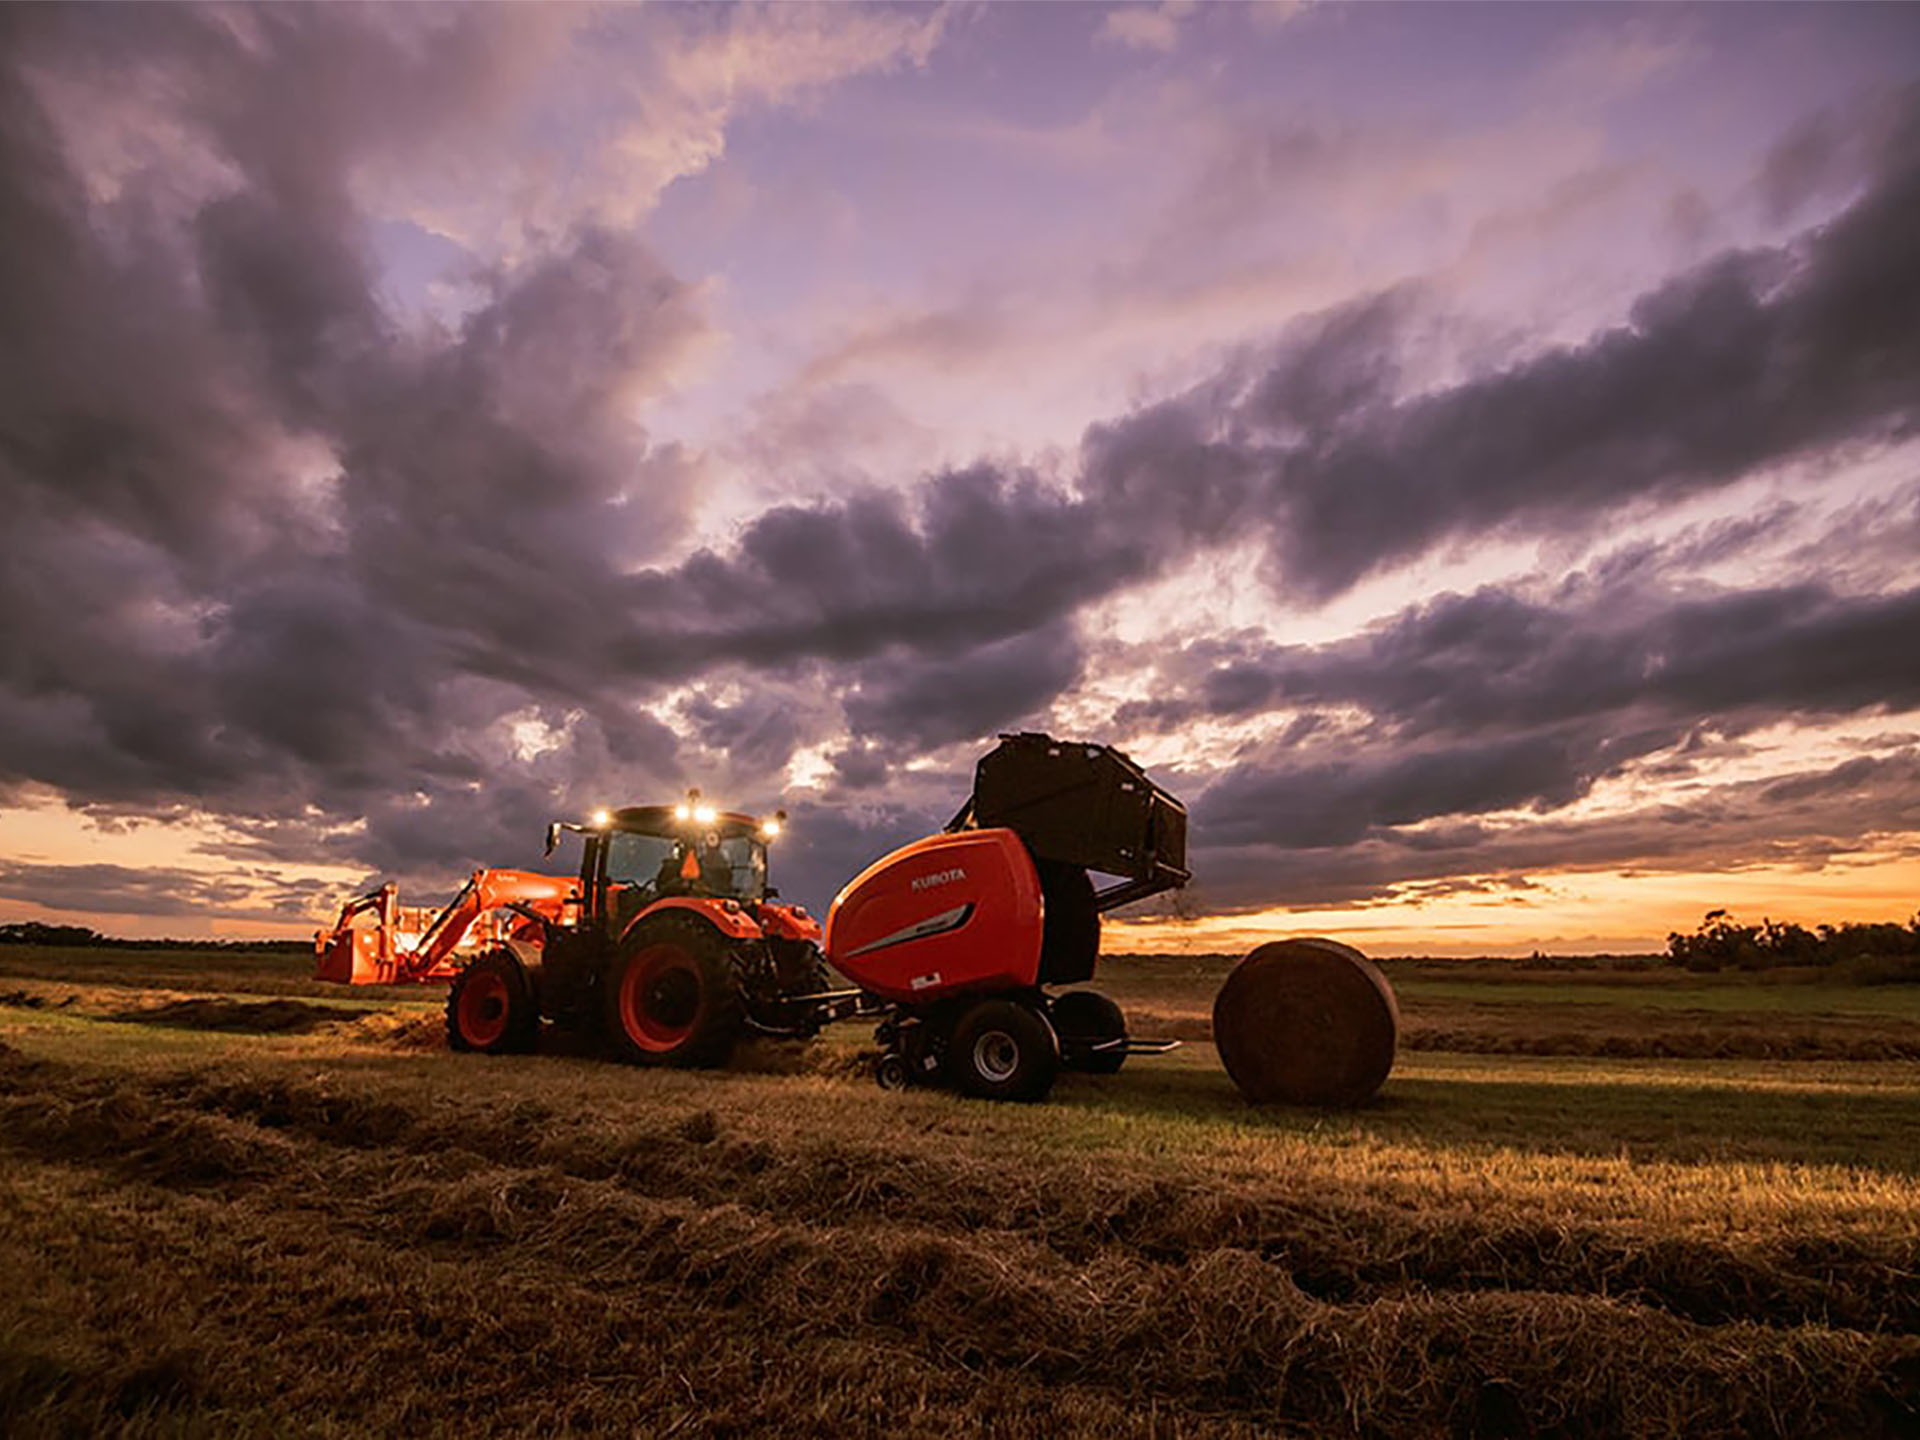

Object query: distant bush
[0,921,103,947]
[1667,909,1920,979]
[0,921,307,954]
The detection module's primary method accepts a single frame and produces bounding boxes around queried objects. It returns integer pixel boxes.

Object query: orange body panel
[623,895,765,944]
[825,829,1043,1004]
[758,901,823,944]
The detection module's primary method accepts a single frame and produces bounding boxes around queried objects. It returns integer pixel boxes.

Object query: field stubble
[1,946,1917,1437]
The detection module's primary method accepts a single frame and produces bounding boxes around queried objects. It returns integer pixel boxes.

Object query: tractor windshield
[604,831,676,890]
[710,834,769,901]
[603,827,768,903]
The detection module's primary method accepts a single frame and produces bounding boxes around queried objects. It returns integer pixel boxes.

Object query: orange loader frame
[315,869,580,986]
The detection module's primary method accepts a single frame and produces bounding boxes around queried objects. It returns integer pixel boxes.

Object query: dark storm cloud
[1252,142,1920,596]
[2,4,1918,924]
[620,455,1214,671]
[1182,747,1920,913]
[1148,569,1920,909]
[0,859,332,920]
[0,6,697,853]
[1125,576,1920,744]
[842,622,1085,751]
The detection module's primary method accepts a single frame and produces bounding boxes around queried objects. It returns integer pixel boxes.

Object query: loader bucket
[315,926,391,985]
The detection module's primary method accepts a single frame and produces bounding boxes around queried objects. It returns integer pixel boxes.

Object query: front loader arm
[402,869,581,983]
[316,868,579,985]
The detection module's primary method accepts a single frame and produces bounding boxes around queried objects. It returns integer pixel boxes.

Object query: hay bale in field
[1212,938,1399,1106]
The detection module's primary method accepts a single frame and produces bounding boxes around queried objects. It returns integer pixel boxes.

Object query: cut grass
[3,947,1919,1437]
[1095,955,1920,1063]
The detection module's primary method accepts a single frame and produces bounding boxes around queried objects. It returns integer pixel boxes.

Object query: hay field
[2,945,1917,1437]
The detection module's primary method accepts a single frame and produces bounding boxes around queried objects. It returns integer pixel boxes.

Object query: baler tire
[605,912,743,1068]
[446,949,539,1055]
[1051,990,1127,1074]
[948,998,1059,1102]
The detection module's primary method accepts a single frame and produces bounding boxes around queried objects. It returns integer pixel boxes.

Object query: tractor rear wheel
[447,949,539,1055]
[1051,989,1127,1074]
[948,998,1059,1102]
[605,912,743,1068]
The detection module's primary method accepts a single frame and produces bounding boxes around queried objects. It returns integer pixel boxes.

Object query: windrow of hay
[2,1150,1245,1440]
[6,1048,1919,1340]
[1116,1004,1920,1062]
[350,1162,1916,1438]
[4,1108,1916,1440]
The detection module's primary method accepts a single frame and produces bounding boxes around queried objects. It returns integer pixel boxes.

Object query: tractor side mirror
[544,822,560,856]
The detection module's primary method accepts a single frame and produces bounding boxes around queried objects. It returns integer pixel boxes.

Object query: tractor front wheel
[605,913,743,1068]
[948,998,1059,1102]
[447,949,539,1055]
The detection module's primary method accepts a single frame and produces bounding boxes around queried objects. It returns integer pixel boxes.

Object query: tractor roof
[608,805,764,839]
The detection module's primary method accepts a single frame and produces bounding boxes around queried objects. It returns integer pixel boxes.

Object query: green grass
[0,943,418,1005]
[1389,975,1920,1017]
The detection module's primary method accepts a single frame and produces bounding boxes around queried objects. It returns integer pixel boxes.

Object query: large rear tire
[948,998,1059,1102]
[1051,989,1127,1074]
[605,912,743,1068]
[446,949,539,1055]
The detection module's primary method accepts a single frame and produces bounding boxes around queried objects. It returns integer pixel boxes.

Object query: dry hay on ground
[1,1041,1916,1438]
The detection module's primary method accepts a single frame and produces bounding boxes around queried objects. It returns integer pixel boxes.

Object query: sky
[1,1,1917,956]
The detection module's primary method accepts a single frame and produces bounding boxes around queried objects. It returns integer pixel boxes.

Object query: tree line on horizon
[1666,909,1920,977]
[6,911,1919,976]
[0,921,309,954]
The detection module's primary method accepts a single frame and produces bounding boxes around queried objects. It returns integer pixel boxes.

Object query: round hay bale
[1212,938,1399,1107]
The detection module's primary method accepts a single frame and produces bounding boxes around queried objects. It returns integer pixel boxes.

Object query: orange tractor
[315,794,846,1065]
[315,735,1191,1098]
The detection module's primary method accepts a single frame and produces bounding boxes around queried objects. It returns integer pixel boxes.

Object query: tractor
[315,794,854,1065]
[315,734,1192,1101]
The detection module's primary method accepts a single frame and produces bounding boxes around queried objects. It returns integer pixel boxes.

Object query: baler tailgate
[956,732,1190,910]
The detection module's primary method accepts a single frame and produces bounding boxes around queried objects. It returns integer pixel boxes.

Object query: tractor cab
[563,803,777,938]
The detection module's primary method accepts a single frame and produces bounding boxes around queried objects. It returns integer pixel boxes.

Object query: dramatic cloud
[1126,573,1920,745]
[1144,558,1920,909]
[1186,746,1920,912]
[1,4,1915,939]
[0,859,332,921]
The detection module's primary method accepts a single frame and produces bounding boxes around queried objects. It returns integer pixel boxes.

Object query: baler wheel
[948,999,1059,1102]
[1051,990,1127,1074]
[605,912,743,1068]
[874,1053,910,1091]
[446,949,539,1055]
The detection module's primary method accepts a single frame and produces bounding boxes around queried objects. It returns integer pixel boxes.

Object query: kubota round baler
[827,829,1045,1002]
[825,734,1191,1101]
